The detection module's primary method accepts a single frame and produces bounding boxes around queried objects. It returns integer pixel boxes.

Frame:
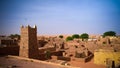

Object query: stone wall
[0,39,18,46]
[0,46,19,55]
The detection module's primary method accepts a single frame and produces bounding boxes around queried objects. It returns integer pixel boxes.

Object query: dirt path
[69,59,106,68]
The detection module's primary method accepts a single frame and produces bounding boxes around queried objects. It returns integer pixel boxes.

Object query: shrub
[103,42,106,44]
[66,36,73,41]
[59,35,63,38]
[45,50,51,59]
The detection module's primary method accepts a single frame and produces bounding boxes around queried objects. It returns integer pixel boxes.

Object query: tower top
[21,25,24,28]
[21,25,37,28]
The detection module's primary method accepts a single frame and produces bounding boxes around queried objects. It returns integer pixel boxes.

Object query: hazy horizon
[0,0,120,35]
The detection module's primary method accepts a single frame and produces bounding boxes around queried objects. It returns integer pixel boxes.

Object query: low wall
[71,54,93,63]
[0,46,19,56]
[38,51,63,60]
[51,56,70,61]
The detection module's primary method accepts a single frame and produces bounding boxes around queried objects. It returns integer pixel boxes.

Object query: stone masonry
[19,25,39,59]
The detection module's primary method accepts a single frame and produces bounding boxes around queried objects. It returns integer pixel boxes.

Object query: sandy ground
[69,59,106,68]
[0,55,106,68]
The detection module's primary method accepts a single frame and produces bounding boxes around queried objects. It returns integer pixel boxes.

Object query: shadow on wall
[0,46,19,56]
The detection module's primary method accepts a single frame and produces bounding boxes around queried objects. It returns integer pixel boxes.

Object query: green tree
[72,34,80,39]
[59,35,63,38]
[9,34,20,40]
[103,31,116,37]
[80,33,89,41]
[66,36,73,41]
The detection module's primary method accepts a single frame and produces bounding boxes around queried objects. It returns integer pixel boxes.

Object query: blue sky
[0,0,120,35]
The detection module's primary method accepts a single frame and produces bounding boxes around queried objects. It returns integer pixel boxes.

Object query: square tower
[19,25,39,59]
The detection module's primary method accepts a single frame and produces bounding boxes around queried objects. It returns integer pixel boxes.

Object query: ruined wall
[51,56,70,61]
[0,39,18,46]
[0,46,19,55]
[94,49,120,67]
[71,54,93,63]
[51,51,63,56]
[38,51,63,60]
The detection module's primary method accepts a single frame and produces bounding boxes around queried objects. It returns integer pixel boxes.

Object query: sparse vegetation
[66,36,73,41]
[9,34,20,40]
[45,50,51,59]
[59,35,63,38]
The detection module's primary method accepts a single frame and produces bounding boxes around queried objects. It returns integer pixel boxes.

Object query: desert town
[0,25,120,68]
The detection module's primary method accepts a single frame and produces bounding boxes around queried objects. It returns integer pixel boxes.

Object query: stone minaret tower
[19,25,39,59]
